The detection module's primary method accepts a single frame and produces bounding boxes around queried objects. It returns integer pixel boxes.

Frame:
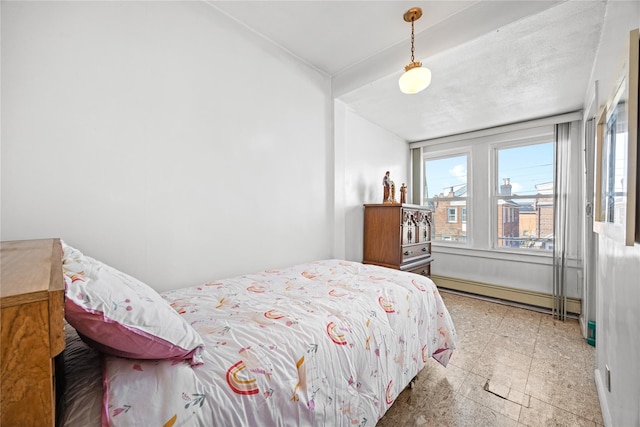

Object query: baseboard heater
[431,275,581,315]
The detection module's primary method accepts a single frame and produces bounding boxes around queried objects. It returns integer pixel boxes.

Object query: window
[600,99,627,224]
[417,122,562,255]
[424,154,468,243]
[495,142,554,251]
[447,208,457,223]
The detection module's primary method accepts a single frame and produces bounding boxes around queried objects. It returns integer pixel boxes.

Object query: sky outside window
[425,143,553,199]
[425,155,467,198]
[498,142,554,194]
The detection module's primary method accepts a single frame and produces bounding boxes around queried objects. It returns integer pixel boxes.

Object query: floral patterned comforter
[103,260,456,426]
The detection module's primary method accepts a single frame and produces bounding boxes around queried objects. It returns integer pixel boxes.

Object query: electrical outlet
[605,364,611,392]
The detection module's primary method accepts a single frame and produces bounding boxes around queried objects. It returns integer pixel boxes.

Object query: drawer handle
[422,247,427,252]
[404,250,413,256]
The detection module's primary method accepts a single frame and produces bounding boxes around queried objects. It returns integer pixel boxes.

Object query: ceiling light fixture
[399,7,431,94]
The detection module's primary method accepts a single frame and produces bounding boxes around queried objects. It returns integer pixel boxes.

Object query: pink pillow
[62,242,204,365]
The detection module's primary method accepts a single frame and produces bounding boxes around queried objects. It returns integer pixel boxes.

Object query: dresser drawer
[407,263,431,278]
[401,243,431,263]
[400,256,432,278]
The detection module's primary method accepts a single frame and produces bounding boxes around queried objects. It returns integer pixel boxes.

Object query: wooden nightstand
[1,239,65,427]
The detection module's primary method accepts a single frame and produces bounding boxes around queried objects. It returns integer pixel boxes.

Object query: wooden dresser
[1,239,65,427]
[363,204,433,277]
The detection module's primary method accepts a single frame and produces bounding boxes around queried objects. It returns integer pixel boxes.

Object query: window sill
[432,243,580,268]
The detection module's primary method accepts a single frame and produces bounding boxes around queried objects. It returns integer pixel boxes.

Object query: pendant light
[399,7,431,94]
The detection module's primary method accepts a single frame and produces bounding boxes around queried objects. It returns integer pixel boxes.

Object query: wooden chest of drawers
[363,204,433,277]
[1,239,65,427]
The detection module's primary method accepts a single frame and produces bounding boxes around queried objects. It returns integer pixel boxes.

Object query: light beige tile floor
[377,290,603,427]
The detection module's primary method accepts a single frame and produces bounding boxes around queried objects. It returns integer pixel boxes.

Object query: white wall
[584,2,640,426]
[334,101,410,263]
[1,1,333,292]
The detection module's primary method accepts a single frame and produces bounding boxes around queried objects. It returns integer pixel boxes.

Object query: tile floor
[377,290,603,427]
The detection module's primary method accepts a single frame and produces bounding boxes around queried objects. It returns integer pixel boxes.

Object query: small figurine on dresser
[383,171,398,203]
[382,171,391,202]
[400,183,407,204]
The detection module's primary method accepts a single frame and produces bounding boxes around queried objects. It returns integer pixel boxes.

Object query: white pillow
[62,241,204,365]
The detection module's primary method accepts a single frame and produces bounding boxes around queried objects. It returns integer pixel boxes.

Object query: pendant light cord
[410,18,415,63]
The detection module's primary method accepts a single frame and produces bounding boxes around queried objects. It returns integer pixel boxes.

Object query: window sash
[494,194,554,251]
[423,150,470,246]
[492,138,554,252]
[447,208,457,223]
[425,196,468,243]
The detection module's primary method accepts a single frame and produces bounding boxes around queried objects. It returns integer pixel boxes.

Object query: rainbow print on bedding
[102,259,456,426]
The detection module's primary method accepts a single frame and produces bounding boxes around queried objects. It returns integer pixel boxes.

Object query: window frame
[415,120,566,258]
[447,208,457,223]
[422,149,472,246]
[491,137,556,252]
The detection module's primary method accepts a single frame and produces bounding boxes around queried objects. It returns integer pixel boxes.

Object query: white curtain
[553,122,572,320]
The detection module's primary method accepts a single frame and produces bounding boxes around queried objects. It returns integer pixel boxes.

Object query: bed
[54,241,456,426]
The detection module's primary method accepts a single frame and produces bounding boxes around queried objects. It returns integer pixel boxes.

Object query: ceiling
[209,1,607,142]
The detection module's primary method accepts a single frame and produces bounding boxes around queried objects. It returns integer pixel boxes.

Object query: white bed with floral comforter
[63,259,456,426]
